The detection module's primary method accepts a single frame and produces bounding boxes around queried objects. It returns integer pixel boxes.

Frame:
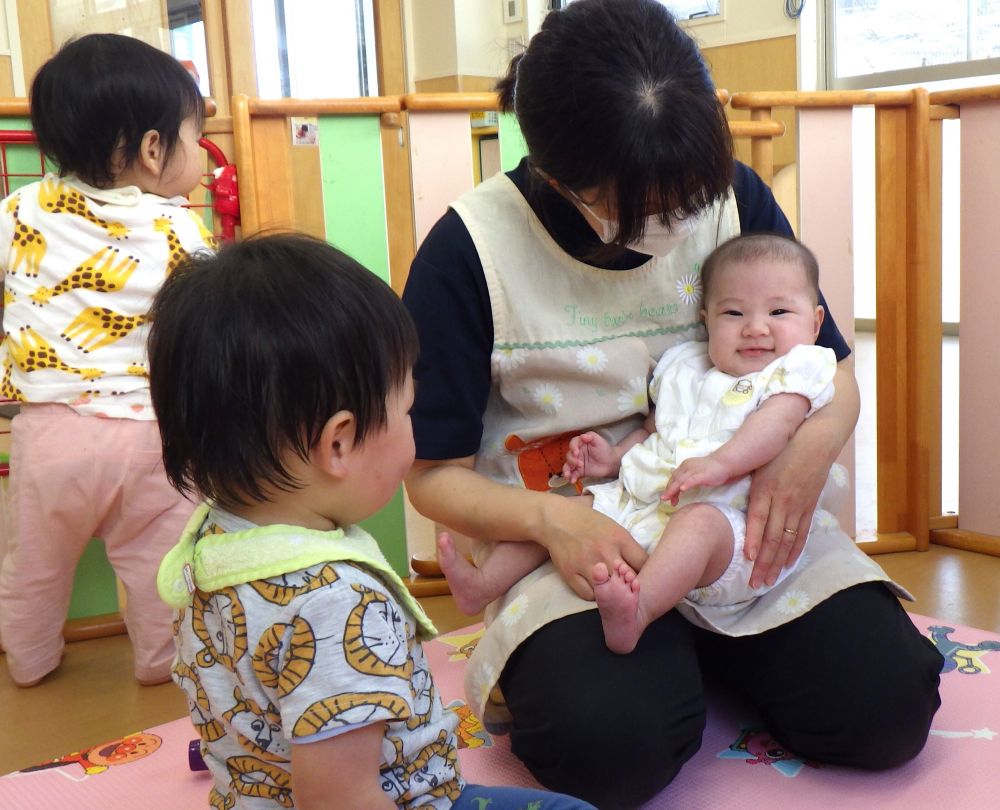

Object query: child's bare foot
[592,561,645,654]
[437,532,491,615]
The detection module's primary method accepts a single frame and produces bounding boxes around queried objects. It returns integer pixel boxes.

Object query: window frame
[826,1,1000,90]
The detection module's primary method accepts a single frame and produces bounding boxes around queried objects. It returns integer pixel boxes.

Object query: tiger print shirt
[0,174,216,418]
[171,507,463,808]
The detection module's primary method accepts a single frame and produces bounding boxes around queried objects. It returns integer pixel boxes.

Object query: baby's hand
[563,431,617,483]
[662,456,731,505]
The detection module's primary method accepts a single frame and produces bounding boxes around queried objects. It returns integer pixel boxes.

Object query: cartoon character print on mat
[223,686,290,763]
[445,700,492,749]
[37,177,127,239]
[7,195,47,277]
[248,562,339,607]
[173,660,227,743]
[6,325,102,380]
[436,627,484,662]
[18,732,162,777]
[383,730,463,805]
[192,586,248,672]
[30,245,139,306]
[344,583,412,679]
[253,615,318,698]
[505,431,583,493]
[928,625,1000,674]
[717,727,819,778]
[225,754,293,808]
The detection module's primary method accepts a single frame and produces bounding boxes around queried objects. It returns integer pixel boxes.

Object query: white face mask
[567,188,695,257]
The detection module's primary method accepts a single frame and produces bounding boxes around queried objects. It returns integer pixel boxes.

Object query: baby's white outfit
[588,341,837,606]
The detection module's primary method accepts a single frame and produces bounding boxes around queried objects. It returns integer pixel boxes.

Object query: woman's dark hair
[30,33,204,186]
[497,0,733,253]
[147,233,419,510]
[701,233,821,304]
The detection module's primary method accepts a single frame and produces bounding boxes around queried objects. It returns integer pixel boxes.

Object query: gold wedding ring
[782,528,798,535]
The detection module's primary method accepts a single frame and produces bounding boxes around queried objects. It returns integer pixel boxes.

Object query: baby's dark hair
[30,33,204,187]
[497,0,733,254]
[147,233,419,510]
[700,233,820,304]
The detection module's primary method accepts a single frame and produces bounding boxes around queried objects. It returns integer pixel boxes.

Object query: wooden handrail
[0,99,29,115]
[730,119,785,137]
[404,92,499,111]
[731,90,914,109]
[0,97,219,117]
[403,88,730,113]
[929,85,1000,106]
[247,97,402,116]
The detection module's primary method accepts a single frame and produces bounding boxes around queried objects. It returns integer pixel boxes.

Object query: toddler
[439,233,838,653]
[150,234,594,808]
[0,33,215,686]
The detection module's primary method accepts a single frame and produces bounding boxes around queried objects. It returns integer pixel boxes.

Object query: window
[828,0,1000,89]
[558,1,722,21]
[48,0,210,96]
[251,0,378,98]
[663,0,721,21]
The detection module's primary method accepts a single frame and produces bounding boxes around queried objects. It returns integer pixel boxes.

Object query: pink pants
[0,403,194,684]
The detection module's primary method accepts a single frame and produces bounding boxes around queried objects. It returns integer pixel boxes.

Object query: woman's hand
[406,456,646,600]
[744,447,825,588]
[536,495,648,600]
[743,361,860,588]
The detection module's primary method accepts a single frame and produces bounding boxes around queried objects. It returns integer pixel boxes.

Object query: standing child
[0,34,215,687]
[439,234,839,653]
[149,234,594,809]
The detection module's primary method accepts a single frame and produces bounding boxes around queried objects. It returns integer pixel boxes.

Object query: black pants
[498,583,943,809]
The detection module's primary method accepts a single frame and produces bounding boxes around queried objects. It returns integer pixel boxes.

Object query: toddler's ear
[137,129,164,176]
[315,410,356,479]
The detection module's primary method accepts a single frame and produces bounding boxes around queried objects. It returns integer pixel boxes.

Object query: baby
[439,233,837,654]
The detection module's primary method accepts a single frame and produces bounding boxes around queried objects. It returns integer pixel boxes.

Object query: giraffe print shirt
[0,174,216,418]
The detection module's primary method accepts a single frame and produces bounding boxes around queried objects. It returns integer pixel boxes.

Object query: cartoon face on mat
[19,732,163,776]
[87,732,162,767]
[717,727,815,778]
[343,584,411,678]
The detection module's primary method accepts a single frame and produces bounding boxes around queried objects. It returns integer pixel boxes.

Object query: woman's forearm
[405,456,649,599]
[783,359,860,467]
[405,457,555,546]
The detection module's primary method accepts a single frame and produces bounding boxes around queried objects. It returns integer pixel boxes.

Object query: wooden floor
[2,544,999,774]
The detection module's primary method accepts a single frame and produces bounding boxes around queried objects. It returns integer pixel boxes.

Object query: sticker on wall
[291,117,318,146]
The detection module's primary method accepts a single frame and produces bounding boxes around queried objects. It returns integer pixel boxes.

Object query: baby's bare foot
[593,565,644,654]
[437,533,491,615]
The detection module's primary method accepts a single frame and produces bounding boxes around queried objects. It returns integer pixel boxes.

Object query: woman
[403,2,942,807]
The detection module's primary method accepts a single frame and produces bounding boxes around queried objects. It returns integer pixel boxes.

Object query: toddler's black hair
[148,233,419,510]
[30,33,204,186]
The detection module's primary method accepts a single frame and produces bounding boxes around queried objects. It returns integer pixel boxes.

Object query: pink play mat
[2,613,996,809]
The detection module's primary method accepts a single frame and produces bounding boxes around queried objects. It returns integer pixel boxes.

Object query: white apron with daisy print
[449,173,908,730]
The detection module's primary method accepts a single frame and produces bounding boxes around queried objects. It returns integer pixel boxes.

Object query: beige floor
[2,544,999,774]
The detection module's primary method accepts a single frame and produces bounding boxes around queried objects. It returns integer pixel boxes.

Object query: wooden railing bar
[929,86,1000,105]
[731,90,914,109]
[247,97,402,115]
